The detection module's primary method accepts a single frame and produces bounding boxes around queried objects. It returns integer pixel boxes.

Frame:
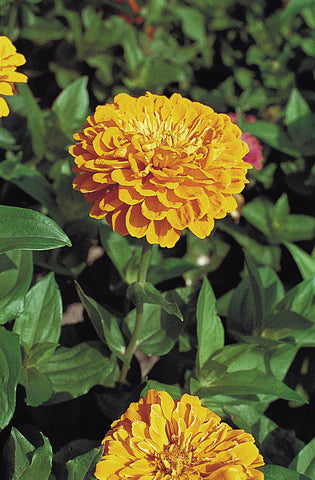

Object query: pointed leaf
[13,273,62,353]
[9,428,34,480]
[18,83,46,158]
[66,448,103,480]
[75,281,125,361]
[244,251,265,333]
[285,88,313,142]
[0,250,33,324]
[0,328,22,430]
[20,434,52,480]
[127,281,183,321]
[0,206,71,253]
[19,367,53,407]
[290,438,315,479]
[284,242,315,279]
[196,278,224,372]
[261,464,312,480]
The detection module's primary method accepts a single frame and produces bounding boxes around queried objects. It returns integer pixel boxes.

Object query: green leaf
[0,250,33,324]
[261,464,312,480]
[0,159,59,218]
[237,118,301,157]
[0,127,16,148]
[280,0,315,21]
[13,273,62,353]
[0,206,71,253]
[290,438,315,479]
[147,258,196,285]
[241,197,274,238]
[274,275,315,320]
[52,76,89,138]
[9,428,34,480]
[125,288,188,356]
[0,328,22,430]
[19,367,53,407]
[284,242,315,279]
[281,215,315,242]
[141,380,183,399]
[66,448,103,480]
[20,434,52,480]
[196,369,306,402]
[39,343,115,400]
[285,88,313,142]
[244,251,265,333]
[127,281,183,322]
[18,84,46,158]
[75,281,126,362]
[99,222,136,281]
[175,7,206,42]
[196,278,224,373]
[262,311,313,343]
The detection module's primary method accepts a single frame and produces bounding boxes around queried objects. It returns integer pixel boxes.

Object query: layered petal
[70,92,252,247]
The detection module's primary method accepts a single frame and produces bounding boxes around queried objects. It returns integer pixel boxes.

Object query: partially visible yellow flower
[95,389,264,480]
[0,36,28,117]
[70,92,251,248]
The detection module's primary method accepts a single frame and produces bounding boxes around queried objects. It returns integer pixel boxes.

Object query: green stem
[118,241,153,386]
[7,4,18,39]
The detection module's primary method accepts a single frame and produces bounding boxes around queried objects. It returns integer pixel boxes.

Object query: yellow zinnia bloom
[70,92,251,248]
[95,389,264,480]
[0,36,28,117]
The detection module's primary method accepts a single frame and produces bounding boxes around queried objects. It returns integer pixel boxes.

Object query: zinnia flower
[0,36,28,117]
[70,92,251,248]
[95,389,264,480]
[228,114,264,170]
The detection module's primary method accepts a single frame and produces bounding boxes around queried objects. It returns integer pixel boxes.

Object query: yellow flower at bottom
[95,390,264,480]
[0,36,28,117]
[70,92,251,248]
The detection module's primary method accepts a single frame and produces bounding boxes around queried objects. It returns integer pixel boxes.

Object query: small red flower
[228,114,264,170]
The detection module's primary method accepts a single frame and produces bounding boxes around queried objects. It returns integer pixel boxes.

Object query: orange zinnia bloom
[95,389,264,480]
[70,92,251,248]
[0,36,28,117]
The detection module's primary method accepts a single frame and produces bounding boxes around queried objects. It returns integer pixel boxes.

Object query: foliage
[0,0,314,478]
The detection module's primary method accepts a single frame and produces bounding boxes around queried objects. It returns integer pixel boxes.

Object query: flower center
[156,443,193,479]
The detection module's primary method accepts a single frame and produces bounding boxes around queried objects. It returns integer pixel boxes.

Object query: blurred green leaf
[0,127,16,149]
[52,76,89,138]
[285,88,313,143]
[290,438,315,479]
[127,281,183,321]
[19,433,52,480]
[66,448,103,480]
[0,328,21,430]
[18,84,46,158]
[148,258,196,285]
[39,343,115,400]
[0,206,71,253]
[280,0,315,21]
[13,272,62,353]
[261,464,312,480]
[175,7,206,42]
[0,250,33,324]
[196,278,224,372]
[75,281,126,362]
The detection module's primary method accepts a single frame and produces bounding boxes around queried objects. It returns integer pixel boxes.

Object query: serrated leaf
[0,206,71,253]
[0,250,33,324]
[20,434,52,480]
[13,273,62,353]
[75,281,126,361]
[39,343,115,400]
[52,76,89,138]
[66,448,103,480]
[127,281,183,321]
[0,328,22,430]
[196,278,224,373]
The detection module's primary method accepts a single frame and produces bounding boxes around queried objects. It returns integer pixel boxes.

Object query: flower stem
[118,241,153,387]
